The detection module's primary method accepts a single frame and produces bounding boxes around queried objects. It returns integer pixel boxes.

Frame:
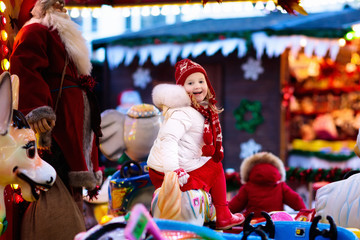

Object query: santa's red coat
[10,23,100,188]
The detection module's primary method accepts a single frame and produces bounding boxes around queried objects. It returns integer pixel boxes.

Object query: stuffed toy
[228,152,307,219]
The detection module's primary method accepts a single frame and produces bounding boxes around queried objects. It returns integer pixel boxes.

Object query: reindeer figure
[0,72,56,235]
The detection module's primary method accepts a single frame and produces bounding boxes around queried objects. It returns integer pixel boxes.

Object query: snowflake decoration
[132,68,152,89]
[239,138,262,159]
[241,57,264,81]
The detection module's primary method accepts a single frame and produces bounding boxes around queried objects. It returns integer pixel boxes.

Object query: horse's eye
[23,141,36,159]
[26,146,35,159]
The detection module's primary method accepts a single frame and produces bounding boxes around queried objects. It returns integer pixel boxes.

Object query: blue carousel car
[75,204,358,240]
[108,160,155,216]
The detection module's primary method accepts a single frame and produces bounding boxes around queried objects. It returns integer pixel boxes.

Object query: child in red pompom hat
[229,152,307,220]
[148,58,244,229]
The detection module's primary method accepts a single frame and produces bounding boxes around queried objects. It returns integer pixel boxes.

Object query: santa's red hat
[17,0,38,29]
[175,59,215,98]
[17,0,59,29]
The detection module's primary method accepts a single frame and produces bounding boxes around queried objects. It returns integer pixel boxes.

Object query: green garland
[233,99,264,133]
[289,150,356,162]
[225,167,358,191]
[286,167,357,183]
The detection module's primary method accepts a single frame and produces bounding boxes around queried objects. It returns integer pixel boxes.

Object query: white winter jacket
[147,84,211,173]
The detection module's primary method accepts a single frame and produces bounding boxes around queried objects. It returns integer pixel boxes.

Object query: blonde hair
[190,89,224,114]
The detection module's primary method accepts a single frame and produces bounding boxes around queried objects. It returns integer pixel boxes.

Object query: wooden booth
[92,8,360,176]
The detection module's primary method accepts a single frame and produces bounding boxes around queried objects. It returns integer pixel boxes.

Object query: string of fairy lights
[65,0,360,44]
[66,0,360,19]
[0,1,9,72]
[0,1,359,73]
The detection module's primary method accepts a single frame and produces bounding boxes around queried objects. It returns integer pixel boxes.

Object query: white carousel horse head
[315,172,360,229]
[151,172,216,226]
[315,129,360,228]
[0,72,56,235]
[315,130,360,229]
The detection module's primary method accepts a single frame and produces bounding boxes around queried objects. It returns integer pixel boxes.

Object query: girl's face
[184,72,208,103]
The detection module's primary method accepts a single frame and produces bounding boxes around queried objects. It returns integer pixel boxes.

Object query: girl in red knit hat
[229,152,307,220]
[148,58,244,229]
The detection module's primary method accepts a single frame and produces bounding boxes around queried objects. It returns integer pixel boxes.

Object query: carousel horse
[315,129,360,229]
[315,170,360,229]
[151,172,216,227]
[0,72,56,235]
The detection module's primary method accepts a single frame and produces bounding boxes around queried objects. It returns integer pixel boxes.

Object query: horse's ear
[11,74,19,110]
[0,71,13,135]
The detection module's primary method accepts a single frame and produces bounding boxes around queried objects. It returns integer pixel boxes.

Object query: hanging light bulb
[151,6,160,16]
[345,31,354,41]
[0,1,6,13]
[1,15,5,26]
[1,58,9,70]
[338,38,346,47]
[122,8,131,18]
[1,44,8,56]
[255,2,265,10]
[1,30,7,41]
[352,24,360,33]
[92,8,101,18]
[265,1,276,11]
[81,8,91,18]
[141,6,150,17]
[70,8,80,18]
[300,38,307,47]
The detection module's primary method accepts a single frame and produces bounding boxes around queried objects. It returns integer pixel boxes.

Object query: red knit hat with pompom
[175,59,215,98]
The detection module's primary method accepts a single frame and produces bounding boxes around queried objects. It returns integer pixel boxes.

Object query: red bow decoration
[79,75,97,92]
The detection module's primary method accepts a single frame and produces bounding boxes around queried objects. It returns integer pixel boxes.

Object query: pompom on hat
[175,59,215,98]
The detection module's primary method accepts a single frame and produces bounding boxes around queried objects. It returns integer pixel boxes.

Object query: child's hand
[174,168,189,187]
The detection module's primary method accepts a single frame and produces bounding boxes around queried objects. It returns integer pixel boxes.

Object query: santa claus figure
[9,0,102,239]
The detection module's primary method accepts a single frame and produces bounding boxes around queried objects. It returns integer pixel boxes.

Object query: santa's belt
[51,85,80,92]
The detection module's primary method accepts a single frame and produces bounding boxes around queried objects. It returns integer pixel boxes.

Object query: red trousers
[149,159,227,206]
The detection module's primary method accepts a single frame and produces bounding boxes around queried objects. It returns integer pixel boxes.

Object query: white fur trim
[152,84,191,110]
[25,106,56,124]
[26,9,92,75]
[82,91,93,172]
[240,152,286,184]
[68,170,103,190]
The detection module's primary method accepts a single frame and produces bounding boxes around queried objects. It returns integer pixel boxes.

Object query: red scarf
[191,102,224,163]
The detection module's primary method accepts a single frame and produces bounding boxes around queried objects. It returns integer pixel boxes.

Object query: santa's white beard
[25,10,92,76]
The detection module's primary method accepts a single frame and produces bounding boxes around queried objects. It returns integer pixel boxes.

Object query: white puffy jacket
[147,84,210,173]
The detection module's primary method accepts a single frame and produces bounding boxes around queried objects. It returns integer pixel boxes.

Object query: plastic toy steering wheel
[309,215,337,240]
[120,160,143,178]
[242,211,275,240]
